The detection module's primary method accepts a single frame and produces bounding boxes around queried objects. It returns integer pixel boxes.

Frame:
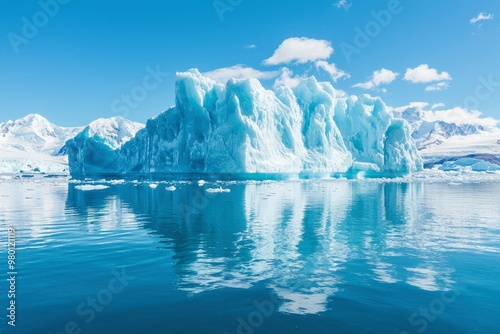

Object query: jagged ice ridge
[66,69,423,178]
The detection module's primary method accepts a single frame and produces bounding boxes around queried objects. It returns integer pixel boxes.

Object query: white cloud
[264,37,334,65]
[391,102,499,128]
[315,61,350,82]
[334,0,352,11]
[273,67,306,89]
[203,65,279,83]
[389,102,430,114]
[404,64,452,84]
[431,103,445,110]
[245,44,257,49]
[353,68,399,90]
[470,12,494,24]
[425,82,449,92]
[408,102,431,110]
[425,107,499,127]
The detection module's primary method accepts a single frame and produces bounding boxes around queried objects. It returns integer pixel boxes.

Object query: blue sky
[1,0,499,126]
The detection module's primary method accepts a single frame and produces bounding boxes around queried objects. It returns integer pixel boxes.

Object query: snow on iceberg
[67,69,422,178]
[66,117,144,175]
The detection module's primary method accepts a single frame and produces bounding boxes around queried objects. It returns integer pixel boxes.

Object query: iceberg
[67,69,422,178]
[66,117,144,176]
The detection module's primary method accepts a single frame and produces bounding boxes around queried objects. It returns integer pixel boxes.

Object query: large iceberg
[67,69,422,178]
[66,117,144,175]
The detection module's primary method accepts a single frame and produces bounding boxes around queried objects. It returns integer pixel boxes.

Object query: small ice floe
[206,186,231,193]
[197,180,206,186]
[75,185,110,191]
[108,179,125,185]
[165,186,176,191]
[448,182,462,186]
[149,183,159,189]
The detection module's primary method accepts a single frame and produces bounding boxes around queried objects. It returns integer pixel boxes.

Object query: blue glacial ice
[439,158,500,172]
[67,69,423,178]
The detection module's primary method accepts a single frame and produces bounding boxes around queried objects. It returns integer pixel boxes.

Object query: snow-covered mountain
[395,106,487,150]
[0,114,144,174]
[394,106,500,161]
[392,105,500,172]
[67,69,423,178]
[0,114,82,155]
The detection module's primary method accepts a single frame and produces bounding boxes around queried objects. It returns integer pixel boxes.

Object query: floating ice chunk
[165,186,177,191]
[108,179,125,185]
[206,186,231,193]
[75,185,109,191]
[197,180,206,186]
[148,183,159,189]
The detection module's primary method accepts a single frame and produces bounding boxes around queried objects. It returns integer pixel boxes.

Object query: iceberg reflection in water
[1,178,499,333]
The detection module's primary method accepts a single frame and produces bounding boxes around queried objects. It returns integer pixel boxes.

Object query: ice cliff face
[66,117,144,175]
[67,69,423,178]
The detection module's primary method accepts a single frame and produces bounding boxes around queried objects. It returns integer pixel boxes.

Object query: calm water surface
[0,178,499,334]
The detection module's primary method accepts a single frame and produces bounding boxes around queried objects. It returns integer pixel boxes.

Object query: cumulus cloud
[264,37,334,65]
[431,103,445,110]
[404,64,452,84]
[203,65,279,83]
[389,102,430,114]
[273,67,306,89]
[470,12,494,24]
[425,82,449,92]
[391,102,499,128]
[353,68,399,90]
[245,44,257,49]
[425,107,499,127]
[315,60,350,82]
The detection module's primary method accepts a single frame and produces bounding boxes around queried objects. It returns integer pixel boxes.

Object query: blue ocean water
[1,178,499,334]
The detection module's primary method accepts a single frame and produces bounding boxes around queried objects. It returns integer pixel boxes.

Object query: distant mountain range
[0,114,144,174]
[394,106,500,161]
[0,114,82,156]
[1,106,499,174]
[395,106,485,149]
